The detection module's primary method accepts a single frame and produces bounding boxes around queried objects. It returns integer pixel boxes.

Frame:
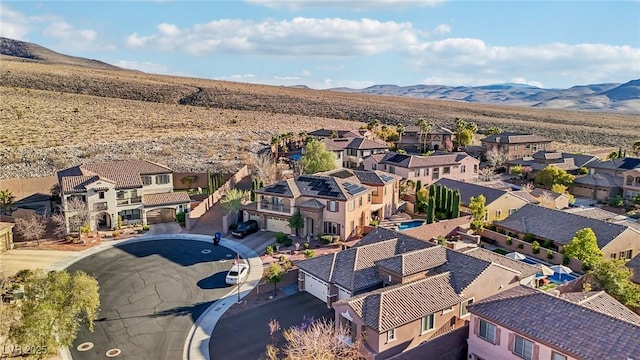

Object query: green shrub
[265,246,274,256]
[369,219,379,226]
[547,249,554,260]
[279,255,286,262]
[332,235,340,243]
[176,211,186,223]
[532,241,540,254]
[275,231,289,244]
[608,195,624,207]
[112,230,121,237]
[562,254,570,265]
[517,243,524,249]
[303,250,315,258]
[142,225,150,231]
[506,236,513,246]
[283,237,293,247]
[543,239,554,249]
[523,233,534,243]
[497,228,506,235]
[303,243,310,250]
[136,229,144,234]
[320,235,333,244]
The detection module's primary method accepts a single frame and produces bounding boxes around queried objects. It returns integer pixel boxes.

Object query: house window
[421,314,435,334]
[509,208,517,215]
[525,144,531,149]
[484,211,488,221]
[552,352,567,360]
[461,165,466,173]
[496,210,502,219]
[359,197,363,207]
[473,164,478,174]
[611,253,617,260]
[620,251,626,260]
[350,220,355,234]
[328,201,337,212]
[156,174,170,184]
[627,176,634,186]
[444,166,451,174]
[348,200,355,211]
[98,192,105,199]
[625,250,633,259]
[460,298,474,317]
[424,168,429,176]
[324,222,340,235]
[118,209,141,221]
[388,166,395,174]
[478,319,496,343]
[513,335,534,360]
[386,328,396,342]
[367,194,371,203]
[142,176,152,185]
[433,168,440,180]
[442,306,453,314]
[117,191,125,199]
[384,186,387,195]
[372,164,377,170]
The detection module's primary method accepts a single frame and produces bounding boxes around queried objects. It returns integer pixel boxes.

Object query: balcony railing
[258,202,291,213]
[117,197,142,206]
[93,202,108,211]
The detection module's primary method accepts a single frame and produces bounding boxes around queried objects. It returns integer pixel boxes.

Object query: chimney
[521,217,526,233]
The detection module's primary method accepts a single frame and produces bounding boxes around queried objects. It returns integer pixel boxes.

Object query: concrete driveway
[209,292,332,360]
[233,230,275,256]
[67,239,242,360]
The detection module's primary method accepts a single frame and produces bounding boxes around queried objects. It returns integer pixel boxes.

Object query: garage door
[338,287,351,300]
[147,208,176,224]
[304,272,328,302]
[267,217,290,234]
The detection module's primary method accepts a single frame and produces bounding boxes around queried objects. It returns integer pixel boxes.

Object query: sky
[1,1,639,90]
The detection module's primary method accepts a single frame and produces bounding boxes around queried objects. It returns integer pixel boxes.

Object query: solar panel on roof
[387,154,409,163]
[380,174,395,182]
[328,192,340,197]
[298,176,314,183]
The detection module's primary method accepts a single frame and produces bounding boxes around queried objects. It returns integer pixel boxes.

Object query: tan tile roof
[374,247,447,276]
[337,272,464,332]
[460,247,540,278]
[401,216,472,241]
[143,192,191,207]
[560,291,640,324]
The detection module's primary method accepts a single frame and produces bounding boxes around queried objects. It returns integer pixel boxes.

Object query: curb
[50,233,262,360]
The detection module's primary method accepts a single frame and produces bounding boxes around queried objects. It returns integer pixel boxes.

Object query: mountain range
[329,80,640,113]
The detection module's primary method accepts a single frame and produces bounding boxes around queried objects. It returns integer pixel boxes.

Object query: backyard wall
[480,229,583,272]
[186,165,249,230]
[172,172,211,190]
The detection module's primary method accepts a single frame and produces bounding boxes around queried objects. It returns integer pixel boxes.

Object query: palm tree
[396,123,405,149]
[416,118,431,152]
[632,140,640,157]
[220,188,250,223]
[270,135,281,157]
[0,189,16,215]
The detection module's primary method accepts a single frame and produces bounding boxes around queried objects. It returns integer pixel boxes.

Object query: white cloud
[245,0,442,11]
[126,17,420,57]
[113,60,192,76]
[431,24,450,35]
[42,21,115,52]
[214,72,373,89]
[0,4,32,40]
[510,77,544,88]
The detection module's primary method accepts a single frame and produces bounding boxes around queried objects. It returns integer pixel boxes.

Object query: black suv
[232,220,259,239]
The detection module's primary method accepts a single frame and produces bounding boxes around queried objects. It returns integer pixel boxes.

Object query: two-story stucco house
[433,178,531,223]
[622,167,640,200]
[363,152,479,187]
[396,125,454,153]
[468,285,640,360]
[296,227,540,359]
[571,157,640,201]
[57,160,191,232]
[495,204,640,266]
[481,132,552,160]
[321,137,389,169]
[244,170,399,240]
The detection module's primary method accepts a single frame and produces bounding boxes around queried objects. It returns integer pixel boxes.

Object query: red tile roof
[143,192,191,207]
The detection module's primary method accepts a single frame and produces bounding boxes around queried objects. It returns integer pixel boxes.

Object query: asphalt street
[209,292,332,360]
[68,239,239,360]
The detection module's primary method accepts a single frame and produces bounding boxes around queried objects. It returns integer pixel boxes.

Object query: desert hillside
[0,39,639,179]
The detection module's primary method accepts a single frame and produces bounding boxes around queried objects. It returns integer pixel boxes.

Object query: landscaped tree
[180,175,198,189]
[288,212,304,236]
[551,183,575,204]
[396,123,405,146]
[220,188,250,223]
[454,118,477,147]
[485,149,509,168]
[633,193,640,206]
[0,189,16,215]
[534,165,575,187]
[587,259,640,308]
[510,165,524,179]
[426,197,435,224]
[265,318,361,360]
[469,194,487,232]
[485,126,502,135]
[14,214,46,246]
[632,140,640,157]
[250,153,280,186]
[300,140,336,174]
[265,262,284,297]
[416,118,431,152]
[10,270,100,357]
[563,228,603,270]
[452,190,461,218]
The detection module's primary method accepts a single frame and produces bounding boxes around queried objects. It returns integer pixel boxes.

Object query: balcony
[258,202,292,214]
[117,197,142,206]
[93,202,108,211]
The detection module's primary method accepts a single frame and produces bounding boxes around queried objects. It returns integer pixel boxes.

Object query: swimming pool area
[521,257,578,283]
[397,220,426,231]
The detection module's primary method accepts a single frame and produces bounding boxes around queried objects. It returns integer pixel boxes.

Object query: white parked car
[225,263,249,285]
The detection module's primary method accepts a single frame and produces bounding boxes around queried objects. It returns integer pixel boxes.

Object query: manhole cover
[218,259,227,263]
[226,254,233,258]
[77,342,94,351]
[201,249,212,254]
[105,348,121,357]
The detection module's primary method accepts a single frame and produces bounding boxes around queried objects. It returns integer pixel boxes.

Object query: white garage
[267,216,291,234]
[338,286,351,301]
[303,272,328,302]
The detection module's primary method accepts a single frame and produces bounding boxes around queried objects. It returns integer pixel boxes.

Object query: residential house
[586,157,640,178]
[481,132,552,160]
[308,128,376,140]
[510,188,571,210]
[570,173,622,201]
[321,137,389,169]
[324,169,400,220]
[245,171,398,240]
[363,152,479,187]
[433,178,530,223]
[297,227,540,359]
[57,160,191,232]
[468,285,640,360]
[506,150,599,176]
[495,204,640,265]
[0,221,15,252]
[622,167,640,200]
[626,255,640,285]
[396,125,454,153]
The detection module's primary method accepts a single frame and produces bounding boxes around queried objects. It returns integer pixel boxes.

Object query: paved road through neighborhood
[68,239,239,360]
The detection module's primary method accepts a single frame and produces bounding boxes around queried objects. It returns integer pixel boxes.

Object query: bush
[517,243,524,249]
[542,239,554,249]
[283,237,293,247]
[265,246,274,256]
[562,254,570,265]
[547,249,554,260]
[303,250,315,258]
[608,195,624,207]
[369,219,379,226]
[112,230,121,237]
[497,228,506,235]
[506,236,513,246]
[142,225,150,231]
[136,229,144,234]
[279,255,286,262]
[275,231,289,244]
[532,241,540,254]
[523,233,534,243]
[303,243,310,250]
[332,235,340,243]
[176,211,186,223]
[320,235,333,244]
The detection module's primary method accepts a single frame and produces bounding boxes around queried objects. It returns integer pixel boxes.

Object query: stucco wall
[485,194,528,223]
